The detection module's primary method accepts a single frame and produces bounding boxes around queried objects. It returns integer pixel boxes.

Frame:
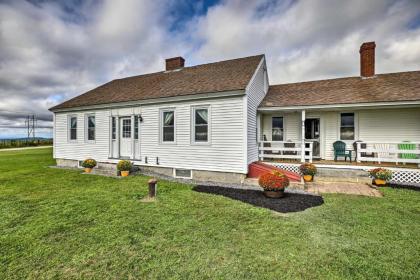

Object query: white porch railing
[357,141,420,166]
[258,141,313,163]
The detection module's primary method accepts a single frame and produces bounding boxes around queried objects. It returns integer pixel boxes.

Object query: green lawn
[0,148,419,279]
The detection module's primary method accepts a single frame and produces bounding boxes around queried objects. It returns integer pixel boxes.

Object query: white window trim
[85,113,96,143]
[191,105,211,145]
[67,114,78,143]
[173,168,193,179]
[160,108,176,144]
[338,112,358,142]
[271,115,284,142]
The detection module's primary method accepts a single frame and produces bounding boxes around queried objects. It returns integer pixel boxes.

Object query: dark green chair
[333,141,352,162]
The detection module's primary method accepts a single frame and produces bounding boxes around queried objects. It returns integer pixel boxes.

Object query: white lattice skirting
[269,163,302,175]
[390,171,420,184]
[266,162,420,184]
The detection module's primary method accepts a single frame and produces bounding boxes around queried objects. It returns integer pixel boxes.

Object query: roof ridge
[185,54,264,70]
[270,70,420,88]
[115,54,264,81]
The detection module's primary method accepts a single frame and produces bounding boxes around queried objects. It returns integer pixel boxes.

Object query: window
[134,116,139,140]
[162,110,175,142]
[193,107,209,143]
[272,117,283,141]
[87,115,95,141]
[122,118,131,138]
[69,116,77,140]
[340,113,355,140]
[111,117,116,140]
[174,169,192,179]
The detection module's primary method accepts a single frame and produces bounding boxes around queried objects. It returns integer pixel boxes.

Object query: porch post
[301,110,306,163]
[257,113,261,161]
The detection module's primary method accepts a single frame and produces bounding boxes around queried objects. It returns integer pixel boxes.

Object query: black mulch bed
[193,185,324,213]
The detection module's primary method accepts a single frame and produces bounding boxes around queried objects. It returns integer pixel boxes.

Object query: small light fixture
[138,114,143,122]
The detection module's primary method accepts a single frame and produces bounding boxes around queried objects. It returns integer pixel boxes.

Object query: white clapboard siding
[54,96,247,173]
[260,108,420,161]
[261,112,300,142]
[358,108,420,142]
[54,110,111,161]
[139,96,246,173]
[246,56,267,164]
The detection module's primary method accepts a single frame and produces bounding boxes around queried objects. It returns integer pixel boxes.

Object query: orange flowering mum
[258,171,290,191]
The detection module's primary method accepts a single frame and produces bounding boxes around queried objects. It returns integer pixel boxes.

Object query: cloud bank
[0,0,419,138]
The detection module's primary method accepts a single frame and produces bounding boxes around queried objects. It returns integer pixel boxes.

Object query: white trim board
[51,90,245,113]
[259,101,420,112]
[264,161,419,172]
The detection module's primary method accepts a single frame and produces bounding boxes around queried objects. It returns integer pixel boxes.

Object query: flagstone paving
[306,181,382,197]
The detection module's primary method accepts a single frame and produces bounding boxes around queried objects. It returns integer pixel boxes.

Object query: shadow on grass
[193,186,324,213]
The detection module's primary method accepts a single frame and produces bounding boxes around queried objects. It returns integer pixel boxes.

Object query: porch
[256,106,420,169]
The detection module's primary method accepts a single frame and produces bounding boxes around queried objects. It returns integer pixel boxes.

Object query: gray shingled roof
[50,55,264,111]
[261,71,420,108]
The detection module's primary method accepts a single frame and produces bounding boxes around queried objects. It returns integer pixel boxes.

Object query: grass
[0,148,419,279]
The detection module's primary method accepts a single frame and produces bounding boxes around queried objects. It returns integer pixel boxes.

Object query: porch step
[91,168,119,177]
[248,161,301,182]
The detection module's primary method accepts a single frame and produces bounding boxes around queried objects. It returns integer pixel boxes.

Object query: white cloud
[0,0,419,138]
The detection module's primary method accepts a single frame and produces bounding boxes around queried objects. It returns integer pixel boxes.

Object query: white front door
[120,117,132,158]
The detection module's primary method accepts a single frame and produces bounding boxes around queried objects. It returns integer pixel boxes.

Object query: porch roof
[261,71,420,108]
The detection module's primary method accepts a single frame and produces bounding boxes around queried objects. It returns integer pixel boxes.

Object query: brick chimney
[359,42,376,78]
[165,57,185,71]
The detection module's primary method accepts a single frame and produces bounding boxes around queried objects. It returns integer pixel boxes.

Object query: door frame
[304,117,322,159]
[119,116,132,159]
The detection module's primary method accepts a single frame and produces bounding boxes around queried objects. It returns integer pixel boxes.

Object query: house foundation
[55,158,247,184]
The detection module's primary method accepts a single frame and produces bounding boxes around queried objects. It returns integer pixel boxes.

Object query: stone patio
[305,181,382,197]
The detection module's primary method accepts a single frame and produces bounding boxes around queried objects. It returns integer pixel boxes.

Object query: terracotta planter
[263,190,285,198]
[374,179,386,186]
[303,175,313,182]
[120,170,129,177]
[84,168,92,173]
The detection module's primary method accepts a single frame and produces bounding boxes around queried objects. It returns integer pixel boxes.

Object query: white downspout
[115,116,120,158]
[301,110,306,163]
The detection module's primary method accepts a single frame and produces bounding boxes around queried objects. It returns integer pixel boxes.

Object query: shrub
[81,158,97,169]
[369,168,393,181]
[117,160,132,171]
[300,163,317,176]
[259,171,290,191]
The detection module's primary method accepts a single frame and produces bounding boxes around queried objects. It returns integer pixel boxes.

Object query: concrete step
[91,168,118,177]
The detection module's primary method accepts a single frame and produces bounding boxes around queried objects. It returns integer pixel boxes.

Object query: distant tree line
[0,138,53,149]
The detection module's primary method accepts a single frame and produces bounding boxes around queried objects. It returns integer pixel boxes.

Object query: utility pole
[25,115,37,144]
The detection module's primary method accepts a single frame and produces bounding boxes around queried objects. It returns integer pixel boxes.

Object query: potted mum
[117,160,132,177]
[81,158,97,173]
[300,163,317,182]
[258,170,290,198]
[369,168,393,186]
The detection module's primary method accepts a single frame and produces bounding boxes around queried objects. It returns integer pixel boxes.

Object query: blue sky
[0,0,419,138]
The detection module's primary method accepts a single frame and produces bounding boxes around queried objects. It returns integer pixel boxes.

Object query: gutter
[50,90,246,113]
[258,100,420,111]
